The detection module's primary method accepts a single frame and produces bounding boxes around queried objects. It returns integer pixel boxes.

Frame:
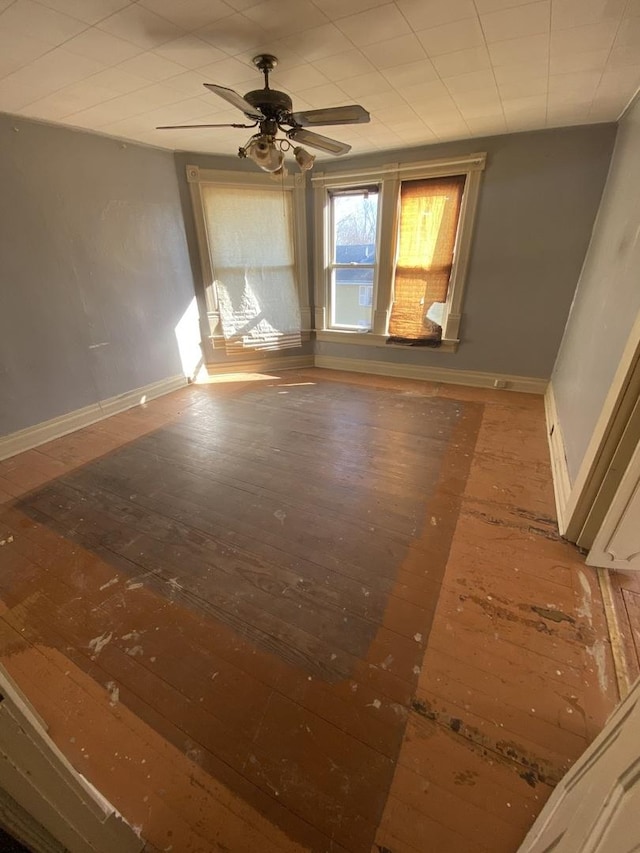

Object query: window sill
[315,330,458,353]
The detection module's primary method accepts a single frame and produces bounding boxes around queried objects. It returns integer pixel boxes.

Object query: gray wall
[313,125,616,379]
[0,114,196,436]
[552,97,640,483]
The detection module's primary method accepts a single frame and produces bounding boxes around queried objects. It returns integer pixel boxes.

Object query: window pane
[388,175,465,343]
[332,191,378,264]
[332,267,374,328]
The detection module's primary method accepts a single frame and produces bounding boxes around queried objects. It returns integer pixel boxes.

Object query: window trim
[186,165,310,362]
[312,153,486,352]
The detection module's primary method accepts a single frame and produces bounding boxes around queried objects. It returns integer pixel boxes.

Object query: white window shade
[202,185,302,355]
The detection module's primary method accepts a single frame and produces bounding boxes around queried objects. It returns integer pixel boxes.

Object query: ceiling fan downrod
[252,54,277,90]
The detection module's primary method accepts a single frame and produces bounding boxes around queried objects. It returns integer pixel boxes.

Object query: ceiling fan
[157,54,370,174]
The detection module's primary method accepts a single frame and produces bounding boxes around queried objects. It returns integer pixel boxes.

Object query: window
[202,185,300,354]
[389,175,466,345]
[329,187,379,330]
[185,165,310,362]
[313,153,486,352]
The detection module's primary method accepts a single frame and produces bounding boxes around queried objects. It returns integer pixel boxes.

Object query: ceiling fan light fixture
[246,136,284,173]
[293,146,315,172]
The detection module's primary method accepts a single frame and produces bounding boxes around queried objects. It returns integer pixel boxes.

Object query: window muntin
[329,187,379,330]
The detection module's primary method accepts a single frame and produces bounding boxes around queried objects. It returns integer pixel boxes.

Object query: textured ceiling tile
[36,0,132,25]
[313,49,377,81]
[396,0,477,31]
[487,32,549,66]
[97,4,185,48]
[0,47,106,110]
[443,68,497,94]
[116,51,189,82]
[194,13,269,54]
[493,60,548,84]
[361,34,427,68]
[271,63,328,91]
[281,23,353,61]
[64,27,143,64]
[0,30,53,78]
[295,82,351,107]
[198,55,257,87]
[0,0,88,45]
[242,0,329,37]
[474,0,535,12]
[551,0,627,30]
[550,48,609,75]
[432,45,492,77]
[138,0,235,29]
[417,18,485,57]
[497,74,548,98]
[152,36,229,69]
[337,70,393,98]
[607,45,640,69]
[381,58,439,87]
[335,3,411,47]
[311,0,390,21]
[550,21,619,54]
[481,1,550,42]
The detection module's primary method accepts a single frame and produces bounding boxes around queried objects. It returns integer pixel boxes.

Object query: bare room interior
[1,1,640,851]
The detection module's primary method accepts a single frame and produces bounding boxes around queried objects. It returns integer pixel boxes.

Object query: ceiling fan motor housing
[244,88,293,120]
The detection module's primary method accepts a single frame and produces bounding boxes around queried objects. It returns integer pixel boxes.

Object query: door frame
[547,309,640,547]
[0,665,143,853]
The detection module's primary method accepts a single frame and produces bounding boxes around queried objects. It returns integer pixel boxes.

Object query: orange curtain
[388,175,466,343]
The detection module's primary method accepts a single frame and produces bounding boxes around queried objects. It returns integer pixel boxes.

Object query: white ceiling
[0,0,639,158]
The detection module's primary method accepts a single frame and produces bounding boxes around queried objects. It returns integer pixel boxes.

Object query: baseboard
[0,374,187,462]
[203,354,314,376]
[313,355,548,394]
[544,383,572,535]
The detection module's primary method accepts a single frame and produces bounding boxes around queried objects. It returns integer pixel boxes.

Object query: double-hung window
[186,165,310,362]
[313,153,486,352]
[328,186,379,330]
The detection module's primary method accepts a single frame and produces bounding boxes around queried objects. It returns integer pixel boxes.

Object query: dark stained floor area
[0,369,619,853]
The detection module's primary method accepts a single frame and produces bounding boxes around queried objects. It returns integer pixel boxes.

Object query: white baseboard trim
[544,382,572,535]
[314,355,548,394]
[0,374,187,462]
[203,354,314,376]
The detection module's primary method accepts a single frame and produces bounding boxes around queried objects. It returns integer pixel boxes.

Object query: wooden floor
[0,368,619,853]
[608,568,640,690]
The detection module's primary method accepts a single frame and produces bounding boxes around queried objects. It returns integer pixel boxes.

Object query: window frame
[186,165,310,363]
[312,153,486,352]
[327,185,380,331]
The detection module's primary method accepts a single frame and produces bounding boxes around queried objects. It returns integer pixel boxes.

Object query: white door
[517,676,640,852]
[0,666,143,853]
[587,435,640,571]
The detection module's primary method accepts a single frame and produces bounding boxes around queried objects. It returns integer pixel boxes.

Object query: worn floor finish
[0,369,618,853]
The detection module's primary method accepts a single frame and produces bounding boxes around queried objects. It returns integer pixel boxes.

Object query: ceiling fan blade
[203,83,264,119]
[290,105,370,127]
[156,122,256,129]
[288,128,351,156]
